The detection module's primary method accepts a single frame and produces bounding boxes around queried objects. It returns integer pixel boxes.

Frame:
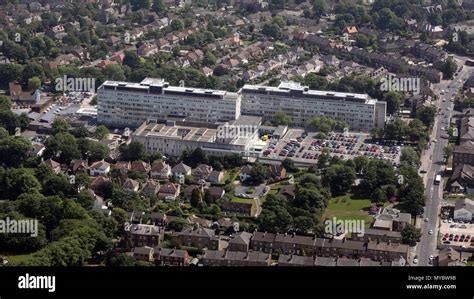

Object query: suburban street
[416,56,473,266]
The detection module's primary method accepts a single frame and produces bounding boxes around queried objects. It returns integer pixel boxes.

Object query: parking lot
[439,221,474,249]
[260,129,401,166]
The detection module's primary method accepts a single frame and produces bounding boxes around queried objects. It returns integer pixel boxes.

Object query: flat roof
[135,122,217,142]
[99,78,239,100]
[241,82,373,104]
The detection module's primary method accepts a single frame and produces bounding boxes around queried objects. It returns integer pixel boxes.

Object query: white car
[413,258,418,264]
[448,219,453,223]
[428,229,433,235]
[429,255,434,260]
[424,218,429,222]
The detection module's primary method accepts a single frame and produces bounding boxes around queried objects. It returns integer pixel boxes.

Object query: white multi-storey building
[240,82,386,132]
[132,116,262,157]
[97,78,241,127]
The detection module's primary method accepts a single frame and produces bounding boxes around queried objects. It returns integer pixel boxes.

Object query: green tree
[321,164,356,195]
[94,125,109,140]
[312,0,326,18]
[0,95,12,110]
[52,119,70,135]
[273,111,292,126]
[27,76,41,91]
[262,23,282,39]
[402,223,422,246]
[400,147,420,166]
[383,91,404,115]
[171,19,184,31]
[190,187,203,208]
[250,163,269,184]
[370,188,387,204]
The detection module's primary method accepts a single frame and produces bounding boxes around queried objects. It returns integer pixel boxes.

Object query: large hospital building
[97,78,241,127]
[97,79,386,132]
[240,82,386,132]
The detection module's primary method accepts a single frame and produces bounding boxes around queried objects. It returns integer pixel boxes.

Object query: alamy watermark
[324,217,365,237]
[217,124,258,139]
[55,75,96,93]
[380,75,420,95]
[0,217,38,237]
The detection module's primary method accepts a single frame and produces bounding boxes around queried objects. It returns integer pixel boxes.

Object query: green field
[5,253,35,265]
[231,197,255,205]
[323,193,373,227]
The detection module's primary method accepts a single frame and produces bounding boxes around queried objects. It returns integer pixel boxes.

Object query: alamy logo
[55,75,96,92]
[18,273,56,293]
[324,217,365,237]
[0,217,38,237]
[217,124,257,139]
[380,75,420,95]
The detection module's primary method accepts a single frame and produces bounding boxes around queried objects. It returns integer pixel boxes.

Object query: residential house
[274,233,318,256]
[201,250,271,266]
[172,162,192,177]
[350,228,403,244]
[454,198,474,222]
[366,240,409,262]
[123,178,140,192]
[193,164,213,181]
[453,141,474,169]
[89,160,111,176]
[438,247,472,266]
[154,248,190,266]
[450,164,474,195]
[268,165,287,180]
[150,212,167,227]
[131,161,150,174]
[207,187,225,200]
[141,179,160,197]
[228,231,253,252]
[239,165,253,181]
[129,224,164,247]
[113,161,130,177]
[44,158,61,174]
[208,170,225,184]
[128,211,145,224]
[158,183,180,201]
[70,159,88,173]
[186,215,212,228]
[278,255,315,267]
[151,161,172,179]
[314,256,337,266]
[373,208,411,232]
[250,231,277,253]
[133,246,154,262]
[221,200,256,216]
[138,43,159,57]
[172,226,219,250]
[342,26,358,35]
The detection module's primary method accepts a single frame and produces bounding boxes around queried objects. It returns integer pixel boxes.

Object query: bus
[434,174,442,185]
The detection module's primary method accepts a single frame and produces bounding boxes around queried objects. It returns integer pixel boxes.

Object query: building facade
[97,78,241,127]
[240,82,386,132]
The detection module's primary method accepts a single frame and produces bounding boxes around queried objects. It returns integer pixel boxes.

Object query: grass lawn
[231,197,255,205]
[245,187,256,194]
[446,194,464,202]
[323,193,374,227]
[224,169,239,184]
[5,253,35,265]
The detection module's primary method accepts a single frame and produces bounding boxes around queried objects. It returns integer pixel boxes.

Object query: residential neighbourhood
[0,0,474,275]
